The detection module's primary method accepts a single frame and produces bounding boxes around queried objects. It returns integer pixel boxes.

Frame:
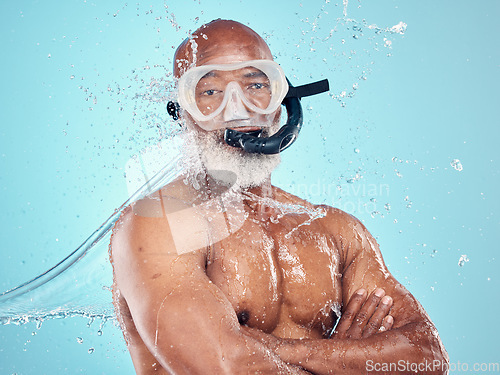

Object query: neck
[198,168,274,196]
[242,177,274,197]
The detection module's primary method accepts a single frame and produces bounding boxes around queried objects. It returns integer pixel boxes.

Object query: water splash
[0,151,183,325]
[242,191,327,239]
[294,0,407,108]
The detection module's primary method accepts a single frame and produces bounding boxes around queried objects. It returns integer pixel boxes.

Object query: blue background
[1,0,498,373]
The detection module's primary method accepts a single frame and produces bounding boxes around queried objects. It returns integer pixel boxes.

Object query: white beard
[181,127,281,190]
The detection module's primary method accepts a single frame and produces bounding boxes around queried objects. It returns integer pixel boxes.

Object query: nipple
[237,310,250,325]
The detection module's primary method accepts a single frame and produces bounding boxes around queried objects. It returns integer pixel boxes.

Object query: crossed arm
[243,207,449,374]
[111,204,447,374]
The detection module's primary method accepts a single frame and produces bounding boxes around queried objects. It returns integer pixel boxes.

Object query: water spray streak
[0,154,182,325]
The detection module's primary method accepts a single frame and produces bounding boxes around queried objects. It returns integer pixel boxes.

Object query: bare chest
[206,215,342,338]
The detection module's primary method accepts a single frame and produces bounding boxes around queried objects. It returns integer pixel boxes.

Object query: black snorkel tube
[167,78,330,155]
[224,78,330,154]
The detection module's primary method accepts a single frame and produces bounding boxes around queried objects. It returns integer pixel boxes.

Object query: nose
[223,84,250,122]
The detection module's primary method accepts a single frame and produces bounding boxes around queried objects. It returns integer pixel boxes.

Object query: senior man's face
[176,20,282,189]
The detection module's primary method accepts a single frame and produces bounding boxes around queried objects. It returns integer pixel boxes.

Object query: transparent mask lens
[194,67,273,117]
[177,60,288,126]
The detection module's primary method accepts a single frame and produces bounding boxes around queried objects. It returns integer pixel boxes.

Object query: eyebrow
[200,71,217,80]
[243,70,266,78]
[198,69,266,81]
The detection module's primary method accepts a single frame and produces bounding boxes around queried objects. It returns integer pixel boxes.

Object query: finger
[346,288,386,339]
[362,295,393,338]
[334,289,367,338]
[379,315,394,333]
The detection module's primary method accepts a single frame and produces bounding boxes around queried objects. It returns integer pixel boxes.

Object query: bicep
[329,210,430,328]
[110,210,273,374]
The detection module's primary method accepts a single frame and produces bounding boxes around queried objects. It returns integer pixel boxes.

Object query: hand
[333,288,394,339]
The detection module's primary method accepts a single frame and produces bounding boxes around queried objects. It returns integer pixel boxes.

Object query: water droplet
[97,330,103,336]
[404,196,412,208]
[458,254,469,267]
[390,21,407,35]
[354,148,360,153]
[77,337,83,344]
[88,347,95,354]
[451,159,463,171]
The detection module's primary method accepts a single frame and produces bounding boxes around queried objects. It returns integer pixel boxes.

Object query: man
[110,19,448,374]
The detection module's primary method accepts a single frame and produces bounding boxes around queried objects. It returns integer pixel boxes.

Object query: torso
[114,184,343,373]
[206,190,342,339]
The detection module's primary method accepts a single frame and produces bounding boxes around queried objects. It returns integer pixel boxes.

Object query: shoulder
[281,193,380,271]
[271,185,366,237]
[109,200,175,265]
[271,185,374,256]
[110,194,208,299]
[317,204,368,240]
[110,180,193,259]
[112,175,234,268]
[112,175,200,240]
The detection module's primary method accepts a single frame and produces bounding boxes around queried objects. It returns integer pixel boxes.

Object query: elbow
[411,321,449,375]
[150,323,256,375]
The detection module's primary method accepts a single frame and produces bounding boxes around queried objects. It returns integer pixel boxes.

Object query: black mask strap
[285,79,330,99]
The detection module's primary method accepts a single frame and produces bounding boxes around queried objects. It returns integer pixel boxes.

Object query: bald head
[174,19,273,78]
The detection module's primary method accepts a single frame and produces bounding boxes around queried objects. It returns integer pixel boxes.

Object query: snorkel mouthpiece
[224,78,329,155]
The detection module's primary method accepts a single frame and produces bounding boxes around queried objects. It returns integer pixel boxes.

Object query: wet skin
[110,19,447,374]
[111,181,399,374]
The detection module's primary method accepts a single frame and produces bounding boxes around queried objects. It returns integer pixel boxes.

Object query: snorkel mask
[167,60,329,154]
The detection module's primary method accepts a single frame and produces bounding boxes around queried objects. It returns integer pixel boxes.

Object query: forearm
[247,322,447,375]
[153,326,311,375]
[138,295,311,375]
